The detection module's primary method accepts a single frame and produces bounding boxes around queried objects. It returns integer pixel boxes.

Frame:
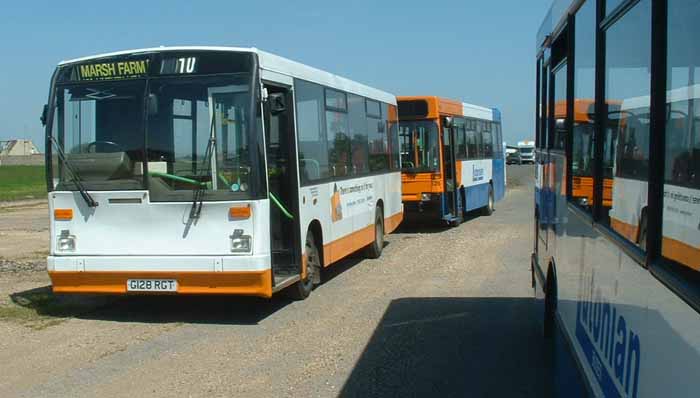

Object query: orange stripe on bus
[321,212,403,267]
[323,225,374,267]
[662,237,700,271]
[49,270,273,298]
[610,218,639,243]
[455,161,462,187]
[571,177,613,207]
[384,212,403,234]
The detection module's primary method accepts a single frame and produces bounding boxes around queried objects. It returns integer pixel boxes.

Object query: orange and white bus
[397,96,505,225]
[41,47,403,300]
[566,99,615,208]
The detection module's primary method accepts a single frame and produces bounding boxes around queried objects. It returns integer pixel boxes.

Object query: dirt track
[0,165,548,397]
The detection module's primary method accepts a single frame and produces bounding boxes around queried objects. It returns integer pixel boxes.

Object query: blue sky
[0,0,551,149]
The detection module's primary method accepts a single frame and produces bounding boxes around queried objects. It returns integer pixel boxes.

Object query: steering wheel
[86,141,123,153]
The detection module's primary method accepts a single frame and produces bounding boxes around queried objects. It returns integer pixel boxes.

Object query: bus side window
[294,79,329,183]
[455,118,467,160]
[386,103,400,171]
[600,0,651,251]
[476,120,485,159]
[466,119,478,160]
[569,0,596,214]
[367,100,388,172]
[661,1,700,273]
[348,94,369,175]
[482,122,493,158]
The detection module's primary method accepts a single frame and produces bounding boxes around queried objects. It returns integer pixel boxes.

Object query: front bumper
[48,269,273,297]
[47,254,274,297]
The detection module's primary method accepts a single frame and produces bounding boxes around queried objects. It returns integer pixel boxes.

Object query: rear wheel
[288,232,320,300]
[638,211,648,251]
[482,185,495,216]
[365,208,384,259]
[543,265,556,338]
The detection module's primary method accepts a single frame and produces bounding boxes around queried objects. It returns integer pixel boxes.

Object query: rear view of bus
[397,96,505,225]
[41,47,402,299]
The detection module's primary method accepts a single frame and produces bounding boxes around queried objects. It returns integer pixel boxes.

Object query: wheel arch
[375,198,384,214]
[545,258,559,314]
[544,257,559,338]
[306,219,324,267]
[637,206,649,243]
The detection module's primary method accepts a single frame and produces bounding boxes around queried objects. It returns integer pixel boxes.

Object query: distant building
[0,140,40,156]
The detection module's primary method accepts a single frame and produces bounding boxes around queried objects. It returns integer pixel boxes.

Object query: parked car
[506,148,522,164]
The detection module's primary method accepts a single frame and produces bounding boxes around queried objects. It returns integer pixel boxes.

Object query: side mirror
[40,104,48,126]
[443,116,454,128]
[269,93,286,115]
[147,94,159,115]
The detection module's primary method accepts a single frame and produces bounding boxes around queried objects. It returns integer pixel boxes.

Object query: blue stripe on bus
[491,108,502,122]
[492,158,505,201]
[465,183,489,211]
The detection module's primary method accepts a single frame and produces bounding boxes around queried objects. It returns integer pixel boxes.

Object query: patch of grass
[0,288,68,330]
[0,165,46,201]
[0,286,110,330]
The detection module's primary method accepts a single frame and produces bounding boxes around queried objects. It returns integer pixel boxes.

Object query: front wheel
[288,232,321,300]
[365,208,384,259]
[482,185,495,216]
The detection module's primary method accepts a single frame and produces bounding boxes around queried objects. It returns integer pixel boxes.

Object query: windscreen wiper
[188,135,215,221]
[48,136,99,208]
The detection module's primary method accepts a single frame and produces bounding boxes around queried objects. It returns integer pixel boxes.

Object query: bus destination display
[77,59,149,81]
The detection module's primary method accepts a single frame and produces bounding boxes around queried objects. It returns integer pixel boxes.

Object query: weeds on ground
[0,287,107,330]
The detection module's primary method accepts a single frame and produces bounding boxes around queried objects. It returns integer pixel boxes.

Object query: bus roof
[537,0,580,53]
[57,46,396,105]
[463,102,496,121]
[397,95,499,121]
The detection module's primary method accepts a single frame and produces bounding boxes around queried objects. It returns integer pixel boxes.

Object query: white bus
[41,47,403,299]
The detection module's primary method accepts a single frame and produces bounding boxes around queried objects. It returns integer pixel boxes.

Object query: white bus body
[45,47,403,298]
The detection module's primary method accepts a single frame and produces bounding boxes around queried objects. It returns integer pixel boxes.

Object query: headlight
[57,230,76,252]
[230,229,252,253]
[421,193,432,202]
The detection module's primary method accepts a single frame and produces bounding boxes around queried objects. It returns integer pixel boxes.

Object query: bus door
[442,119,459,221]
[263,83,302,283]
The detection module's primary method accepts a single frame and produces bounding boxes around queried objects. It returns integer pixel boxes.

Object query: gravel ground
[0,165,548,398]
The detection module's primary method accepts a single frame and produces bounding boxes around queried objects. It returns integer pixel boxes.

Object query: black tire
[288,232,320,300]
[638,211,648,251]
[482,185,495,216]
[365,208,384,259]
[543,266,556,339]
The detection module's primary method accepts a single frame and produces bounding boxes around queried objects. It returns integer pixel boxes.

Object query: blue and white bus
[534,0,700,397]
[398,96,506,225]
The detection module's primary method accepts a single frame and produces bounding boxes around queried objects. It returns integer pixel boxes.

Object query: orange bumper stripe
[610,218,639,243]
[49,270,273,298]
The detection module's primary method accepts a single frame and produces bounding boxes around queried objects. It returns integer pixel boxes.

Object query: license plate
[126,279,177,292]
